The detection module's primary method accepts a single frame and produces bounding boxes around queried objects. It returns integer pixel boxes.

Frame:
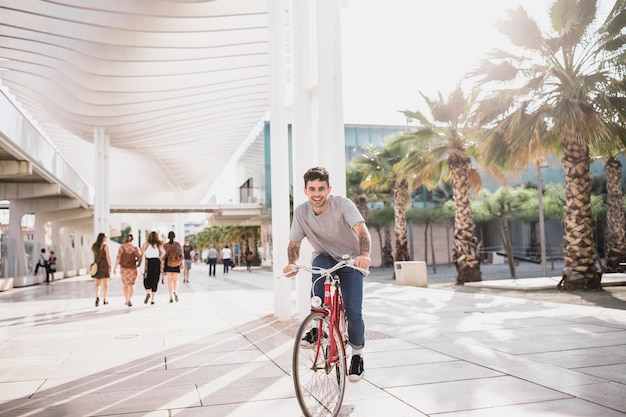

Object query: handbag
[89,262,98,277]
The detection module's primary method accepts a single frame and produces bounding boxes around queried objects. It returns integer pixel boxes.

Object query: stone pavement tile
[365,360,502,388]
[338,396,428,417]
[166,347,267,369]
[364,337,420,352]
[577,363,626,384]
[446,322,623,345]
[431,397,626,417]
[3,384,201,417]
[197,374,293,406]
[365,346,456,368]
[343,379,389,401]
[141,398,302,417]
[521,345,626,368]
[561,381,626,413]
[34,361,288,398]
[421,340,607,389]
[478,327,626,355]
[387,375,570,415]
[466,277,560,290]
[0,380,42,400]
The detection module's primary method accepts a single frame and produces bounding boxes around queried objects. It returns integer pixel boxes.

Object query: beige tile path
[0,263,624,416]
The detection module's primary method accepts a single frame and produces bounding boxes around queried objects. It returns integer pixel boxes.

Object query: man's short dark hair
[303,167,330,187]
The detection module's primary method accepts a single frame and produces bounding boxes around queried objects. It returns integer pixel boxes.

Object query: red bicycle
[287,256,368,417]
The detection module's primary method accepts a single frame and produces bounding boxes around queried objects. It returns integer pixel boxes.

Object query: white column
[175,211,185,246]
[317,0,347,196]
[269,0,292,321]
[130,216,140,247]
[51,222,61,273]
[93,127,110,238]
[8,200,28,277]
[292,0,317,319]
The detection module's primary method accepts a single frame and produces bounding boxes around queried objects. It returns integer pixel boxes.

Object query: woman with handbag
[91,233,112,307]
[113,234,142,307]
[163,231,184,303]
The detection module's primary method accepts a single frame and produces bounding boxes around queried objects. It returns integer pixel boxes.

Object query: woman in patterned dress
[113,234,142,307]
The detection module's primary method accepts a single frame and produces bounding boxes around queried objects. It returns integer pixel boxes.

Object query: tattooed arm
[352,221,372,270]
[283,240,301,278]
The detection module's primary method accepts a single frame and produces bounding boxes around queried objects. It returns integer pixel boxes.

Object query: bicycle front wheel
[293,311,346,417]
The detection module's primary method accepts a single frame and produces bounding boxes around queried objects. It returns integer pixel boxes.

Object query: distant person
[91,233,112,307]
[34,248,51,282]
[245,249,253,272]
[113,234,142,307]
[220,244,232,274]
[141,231,165,305]
[163,231,184,303]
[207,244,218,276]
[182,237,194,283]
[48,251,57,281]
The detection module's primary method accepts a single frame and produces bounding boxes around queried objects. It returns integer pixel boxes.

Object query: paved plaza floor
[1,263,625,416]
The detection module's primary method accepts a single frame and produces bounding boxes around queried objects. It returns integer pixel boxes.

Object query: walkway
[1,263,625,416]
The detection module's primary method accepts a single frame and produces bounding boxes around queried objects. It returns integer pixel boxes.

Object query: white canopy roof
[0,0,269,211]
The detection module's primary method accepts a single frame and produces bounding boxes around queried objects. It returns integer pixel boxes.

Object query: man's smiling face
[304,178,332,215]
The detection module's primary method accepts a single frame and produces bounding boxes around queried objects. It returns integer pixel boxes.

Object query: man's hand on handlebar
[354,255,371,271]
[283,264,298,278]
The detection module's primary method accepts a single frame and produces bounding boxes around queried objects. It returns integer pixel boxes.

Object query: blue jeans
[312,254,365,349]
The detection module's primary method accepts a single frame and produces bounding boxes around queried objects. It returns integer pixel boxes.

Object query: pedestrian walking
[141,231,165,305]
[163,231,184,303]
[91,233,112,307]
[182,237,194,283]
[207,244,218,276]
[113,234,142,307]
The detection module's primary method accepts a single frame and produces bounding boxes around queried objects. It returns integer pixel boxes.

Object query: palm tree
[602,154,626,272]
[346,167,370,220]
[398,86,484,284]
[355,139,414,263]
[367,204,395,268]
[471,0,626,290]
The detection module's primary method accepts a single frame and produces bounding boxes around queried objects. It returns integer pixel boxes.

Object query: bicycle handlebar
[279,257,369,279]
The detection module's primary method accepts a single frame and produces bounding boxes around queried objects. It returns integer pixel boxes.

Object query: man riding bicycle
[283,166,372,382]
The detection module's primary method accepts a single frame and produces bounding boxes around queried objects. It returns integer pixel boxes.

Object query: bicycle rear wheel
[293,311,346,417]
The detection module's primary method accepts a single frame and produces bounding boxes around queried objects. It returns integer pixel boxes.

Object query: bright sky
[340,0,614,126]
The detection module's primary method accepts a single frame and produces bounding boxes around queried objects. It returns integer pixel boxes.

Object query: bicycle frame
[310,273,345,372]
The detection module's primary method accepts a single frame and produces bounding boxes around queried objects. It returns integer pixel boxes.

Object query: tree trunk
[375,229,384,268]
[393,180,411,262]
[383,227,394,268]
[424,223,428,263]
[450,154,482,284]
[604,156,626,273]
[528,221,539,260]
[430,222,437,274]
[558,138,601,290]
[500,216,516,278]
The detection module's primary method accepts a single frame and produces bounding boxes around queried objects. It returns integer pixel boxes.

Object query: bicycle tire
[293,311,346,417]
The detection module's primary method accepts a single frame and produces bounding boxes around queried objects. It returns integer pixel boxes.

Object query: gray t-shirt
[289,195,364,261]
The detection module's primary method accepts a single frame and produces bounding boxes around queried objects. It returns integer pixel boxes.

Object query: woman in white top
[140,231,165,305]
[220,244,233,274]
